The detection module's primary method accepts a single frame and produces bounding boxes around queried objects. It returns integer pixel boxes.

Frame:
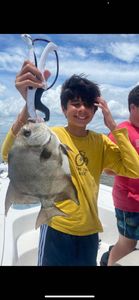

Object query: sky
[1,33,139,143]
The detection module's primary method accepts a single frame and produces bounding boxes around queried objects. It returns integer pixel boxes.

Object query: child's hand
[15,60,50,100]
[95,97,117,131]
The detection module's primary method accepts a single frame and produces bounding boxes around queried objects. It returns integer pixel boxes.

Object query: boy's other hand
[94,97,117,131]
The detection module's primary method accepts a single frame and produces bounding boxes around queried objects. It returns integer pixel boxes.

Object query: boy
[2,60,139,266]
[105,85,139,266]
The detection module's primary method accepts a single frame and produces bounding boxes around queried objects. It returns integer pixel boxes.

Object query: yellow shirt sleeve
[1,128,16,162]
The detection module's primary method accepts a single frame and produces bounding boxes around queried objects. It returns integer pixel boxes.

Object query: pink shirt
[109,121,139,212]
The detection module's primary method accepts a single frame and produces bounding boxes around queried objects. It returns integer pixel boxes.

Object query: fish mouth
[27,117,44,123]
[27,118,36,123]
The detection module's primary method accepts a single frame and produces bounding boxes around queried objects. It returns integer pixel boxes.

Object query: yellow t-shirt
[48,126,139,235]
[2,126,139,235]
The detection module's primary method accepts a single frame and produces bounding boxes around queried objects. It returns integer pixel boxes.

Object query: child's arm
[1,105,28,161]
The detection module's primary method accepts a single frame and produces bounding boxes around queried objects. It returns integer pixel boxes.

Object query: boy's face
[62,98,96,128]
[130,103,139,124]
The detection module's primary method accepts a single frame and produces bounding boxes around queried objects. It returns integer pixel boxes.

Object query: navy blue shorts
[115,208,139,240]
[38,225,99,266]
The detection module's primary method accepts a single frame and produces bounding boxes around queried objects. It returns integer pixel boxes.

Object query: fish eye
[23,128,31,137]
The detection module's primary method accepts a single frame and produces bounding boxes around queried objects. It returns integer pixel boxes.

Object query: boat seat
[114,250,139,266]
[2,206,41,265]
[16,229,40,266]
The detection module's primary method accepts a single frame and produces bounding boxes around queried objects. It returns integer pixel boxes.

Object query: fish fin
[54,188,79,206]
[64,176,79,206]
[5,182,39,215]
[35,207,68,229]
[59,144,73,156]
[5,182,18,215]
[57,144,72,167]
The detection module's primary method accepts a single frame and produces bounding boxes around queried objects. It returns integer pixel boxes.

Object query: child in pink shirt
[106,86,139,265]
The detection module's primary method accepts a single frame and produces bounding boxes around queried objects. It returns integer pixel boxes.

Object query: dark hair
[128,85,139,111]
[60,74,101,112]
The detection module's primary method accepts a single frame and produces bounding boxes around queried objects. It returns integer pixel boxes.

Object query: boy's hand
[15,60,51,100]
[94,97,117,132]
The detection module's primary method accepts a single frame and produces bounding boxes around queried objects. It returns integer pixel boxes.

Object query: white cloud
[0,52,24,72]
[107,42,139,63]
[41,85,62,114]
[60,59,139,87]
[120,34,137,38]
[108,100,129,119]
[90,48,104,54]
[0,83,6,94]
[73,47,87,57]
[0,96,23,117]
